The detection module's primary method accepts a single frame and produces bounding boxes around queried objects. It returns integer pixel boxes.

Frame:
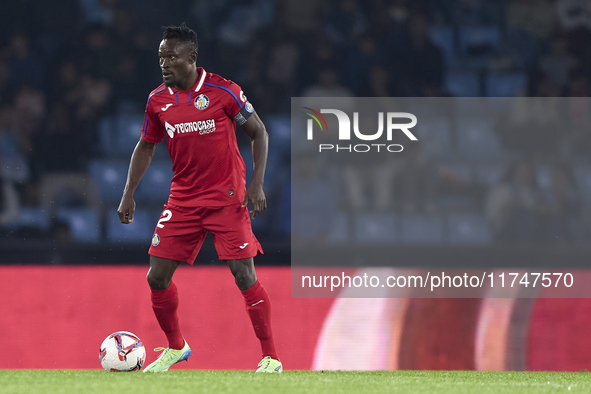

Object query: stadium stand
[0,0,590,249]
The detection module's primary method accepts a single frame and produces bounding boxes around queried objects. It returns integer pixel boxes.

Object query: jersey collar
[167,67,207,95]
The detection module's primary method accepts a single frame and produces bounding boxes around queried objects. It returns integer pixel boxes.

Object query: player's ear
[190,51,198,64]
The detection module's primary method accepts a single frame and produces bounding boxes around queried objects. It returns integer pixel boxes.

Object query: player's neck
[175,68,200,91]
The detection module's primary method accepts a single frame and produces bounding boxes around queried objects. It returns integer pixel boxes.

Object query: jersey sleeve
[141,97,164,143]
[221,81,255,126]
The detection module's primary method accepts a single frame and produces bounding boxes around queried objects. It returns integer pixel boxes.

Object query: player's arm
[117,138,156,223]
[240,111,268,218]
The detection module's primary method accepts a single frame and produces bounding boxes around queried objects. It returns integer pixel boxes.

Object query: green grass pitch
[2,370,591,393]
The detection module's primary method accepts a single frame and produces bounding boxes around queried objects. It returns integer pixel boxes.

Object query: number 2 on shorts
[157,209,172,228]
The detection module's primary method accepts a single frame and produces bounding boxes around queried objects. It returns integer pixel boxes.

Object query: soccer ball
[99,331,146,372]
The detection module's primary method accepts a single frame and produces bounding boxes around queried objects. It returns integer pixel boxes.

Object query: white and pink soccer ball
[99,331,146,372]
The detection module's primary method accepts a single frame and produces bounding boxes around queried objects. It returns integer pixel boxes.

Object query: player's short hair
[162,22,198,55]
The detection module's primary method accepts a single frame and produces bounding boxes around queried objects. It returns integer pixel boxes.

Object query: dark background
[1,0,591,265]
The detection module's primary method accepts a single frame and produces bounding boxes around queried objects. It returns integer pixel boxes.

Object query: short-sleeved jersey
[141,67,255,207]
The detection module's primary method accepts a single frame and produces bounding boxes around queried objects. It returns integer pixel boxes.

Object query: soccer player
[117,23,281,373]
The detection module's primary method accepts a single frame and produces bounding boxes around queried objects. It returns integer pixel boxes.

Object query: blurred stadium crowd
[1,0,591,248]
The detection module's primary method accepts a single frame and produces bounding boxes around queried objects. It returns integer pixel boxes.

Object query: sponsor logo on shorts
[239,242,249,249]
[152,234,160,246]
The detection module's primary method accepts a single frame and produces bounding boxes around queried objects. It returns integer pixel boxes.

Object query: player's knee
[234,270,256,288]
[146,271,170,290]
[230,259,257,290]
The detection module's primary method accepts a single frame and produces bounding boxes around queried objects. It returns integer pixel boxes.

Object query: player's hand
[242,184,266,219]
[117,195,136,224]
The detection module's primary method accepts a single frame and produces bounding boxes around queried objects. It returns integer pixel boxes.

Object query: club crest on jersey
[152,234,160,246]
[245,101,254,113]
[194,94,209,110]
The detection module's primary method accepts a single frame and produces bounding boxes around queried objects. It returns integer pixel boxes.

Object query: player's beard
[163,77,175,87]
[162,73,176,87]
